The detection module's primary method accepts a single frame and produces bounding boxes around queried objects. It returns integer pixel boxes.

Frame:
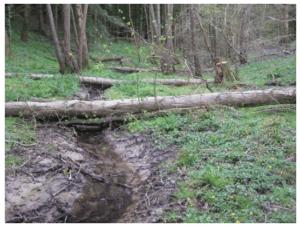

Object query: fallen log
[5,73,214,86]
[5,87,296,118]
[104,66,159,73]
[104,66,214,74]
[255,105,296,113]
[90,56,124,65]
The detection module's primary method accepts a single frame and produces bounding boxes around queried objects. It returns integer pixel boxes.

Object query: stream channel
[5,124,177,223]
[5,83,179,223]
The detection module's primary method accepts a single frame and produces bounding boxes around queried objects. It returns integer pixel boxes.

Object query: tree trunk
[63,4,73,74]
[93,10,98,43]
[6,72,215,86]
[190,4,202,78]
[149,4,160,46]
[5,87,296,118]
[54,4,58,31]
[21,4,30,42]
[156,4,161,38]
[5,30,14,60]
[46,4,65,74]
[76,4,91,71]
[239,5,248,64]
[38,4,47,36]
[196,12,215,61]
[160,4,175,75]
[284,4,290,51]
[71,5,79,47]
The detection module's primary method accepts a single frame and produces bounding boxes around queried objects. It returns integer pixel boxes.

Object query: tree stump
[214,57,240,84]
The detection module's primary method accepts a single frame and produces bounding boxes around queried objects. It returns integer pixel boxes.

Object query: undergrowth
[125,106,296,223]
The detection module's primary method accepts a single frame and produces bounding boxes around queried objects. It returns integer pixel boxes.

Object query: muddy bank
[5,125,177,223]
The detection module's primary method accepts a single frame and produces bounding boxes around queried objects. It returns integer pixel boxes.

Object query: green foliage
[5,74,81,102]
[125,104,296,223]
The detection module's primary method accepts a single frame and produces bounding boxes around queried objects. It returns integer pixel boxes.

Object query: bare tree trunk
[63,4,79,74]
[160,4,175,74]
[71,5,79,47]
[196,12,215,61]
[63,4,72,73]
[46,4,65,74]
[38,4,47,36]
[284,4,290,50]
[239,5,248,64]
[6,88,296,118]
[5,30,14,60]
[144,5,151,41]
[93,10,98,43]
[156,4,161,38]
[21,4,30,42]
[190,4,202,78]
[76,4,90,71]
[149,4,160,45]
[54,4,58,31]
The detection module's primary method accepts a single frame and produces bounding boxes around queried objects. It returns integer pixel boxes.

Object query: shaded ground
[5,124,179,223]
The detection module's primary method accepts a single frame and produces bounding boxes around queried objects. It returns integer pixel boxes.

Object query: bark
[71,5,79,47]
[21,4,30,42]
[144,5,151,41]
[5,73,215,86]
[196,12,215,61]
[76,4,91,70]
[54,4,58,31]
[46,4,65,74]
[239,5,248,64]
[38,4,47,36]
[160,4,175,75]
[149,4,160,46]
[63,4,73,74]
[5,30,14,60]
[190,5,202,78]
[284,4,290,50]
[93,10,98,43]
[5,87,296,118]
[156,4,161,38]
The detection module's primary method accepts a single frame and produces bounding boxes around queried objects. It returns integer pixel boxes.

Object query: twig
[22,171,36,181]
[5,140,37,147]
[52,184,70,197]
[19,156,31,168]
[270,205,293,211]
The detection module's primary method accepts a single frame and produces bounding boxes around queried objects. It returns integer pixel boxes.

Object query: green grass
[126,106,296,223]
[5,117,37,171]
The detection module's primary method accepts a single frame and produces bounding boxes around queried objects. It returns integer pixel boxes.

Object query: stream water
[69,131,142,223]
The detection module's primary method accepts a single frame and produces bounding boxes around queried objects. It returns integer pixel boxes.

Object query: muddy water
[70,131,141,223]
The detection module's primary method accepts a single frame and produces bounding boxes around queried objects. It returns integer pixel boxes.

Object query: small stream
[70,130,141,223]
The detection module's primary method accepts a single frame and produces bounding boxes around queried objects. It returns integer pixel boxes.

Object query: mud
[5,125,178,223]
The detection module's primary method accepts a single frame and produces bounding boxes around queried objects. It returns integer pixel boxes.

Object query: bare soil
[5,124,181,223]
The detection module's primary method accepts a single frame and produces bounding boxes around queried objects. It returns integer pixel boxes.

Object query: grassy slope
[5,27,296,223]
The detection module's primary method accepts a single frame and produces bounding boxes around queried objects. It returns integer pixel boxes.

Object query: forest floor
[5,27,296,223]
